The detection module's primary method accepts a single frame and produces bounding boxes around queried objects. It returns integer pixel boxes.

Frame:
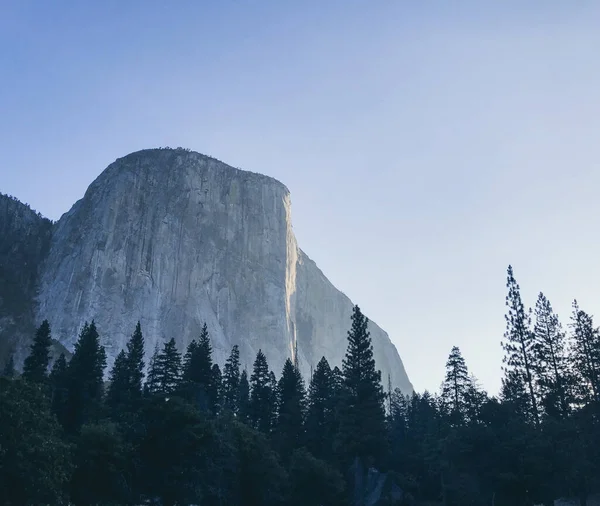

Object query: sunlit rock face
[35,148,413,393]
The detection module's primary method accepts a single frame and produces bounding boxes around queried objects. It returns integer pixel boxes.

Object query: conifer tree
[274,358,306,457]
[49,353,68,426]
[501,265,540,425]
[462,375,488,424]
[250,349,274,433]
[182,339,198,372]
[223,344,241,414]
[145,344,161,395]
[388,388,410,471]
[305,356,336,460]
[336,305,387,465]
[126,321,145,399]
[500,369,530,420]
[65,321,107,432]
[532,293,571,418]
[331,365,343,397]
[569,300,600,405]
[441,346,471,423]
[2,354,15,378]
[106,350,129,411]
[155,338,181,395]
[196,323,213,386]
[238,369,251,423]
[181,323,214,409]
[210,363,222,413]
[268,370,279,430]
[22,320,53,383]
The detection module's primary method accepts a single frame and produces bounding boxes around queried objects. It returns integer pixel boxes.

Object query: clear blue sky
[2,1,600,394]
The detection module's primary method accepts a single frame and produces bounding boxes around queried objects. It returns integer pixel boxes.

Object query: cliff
[10,148,412,392]
[0,194,53,366]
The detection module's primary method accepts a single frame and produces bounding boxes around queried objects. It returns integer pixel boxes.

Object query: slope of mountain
[4,148,413,392]
[0,194,54,365]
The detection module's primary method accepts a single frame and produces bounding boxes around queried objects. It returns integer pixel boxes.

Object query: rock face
[18,148,412,392]
[0,194,53,367]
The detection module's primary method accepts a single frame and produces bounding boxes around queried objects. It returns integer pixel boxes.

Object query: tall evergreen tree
[501,265,540,425]
[331,365,343,398]
[249,349,274,433]
[65,321,107,432]
[106,350,129,411]
[462,375,488,425]
[181,339,197,379]
[22,320,53,383]
[532,293,572,418]
[388,388,411,479]
[145,344,161,395]
[49,353,68,426]
[500,369,530,421]
[569,300,600,405]
[195,323,213,386]
[210,363,223,413]
[126,321,145,399]
[336,305,387,465]
[238,369,251,423]
[223,344,241,414]
[441,346,472,423]
[155,338,182,395]
[274,358,306,457]
[181,323,215,410]
[305,356,336,461]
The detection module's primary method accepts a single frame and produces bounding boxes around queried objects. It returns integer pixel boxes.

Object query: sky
[1,1,600,394]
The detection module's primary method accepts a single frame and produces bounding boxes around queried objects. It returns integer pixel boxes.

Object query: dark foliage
[22,319,53,383]
[4,265,600,505]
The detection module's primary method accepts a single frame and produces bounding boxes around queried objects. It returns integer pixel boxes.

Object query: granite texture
[11,148,412,392]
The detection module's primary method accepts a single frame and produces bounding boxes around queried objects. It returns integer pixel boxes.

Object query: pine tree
[49,353,68,426]
[181,323,215,410]
[250,349,274,433]
[126,321,145,399]
[238,369,251,423]
[500,369,530,420]
[569,300,600,405]
[22,320,53,383]
[532,293,572,418]
[106,350,129,411]
[274,358,306,457]
[65,321,107,432]
[156,338,181,395]
[181,340,198,378]
[269,370,278,425]
[145,344,161,395]
[2,354,15,378]
[223,344,241,414]
[336,305,387,465]
[441,346,472,423]
[501,265,540,425]
[196,323,213,386]
[331,365,343,397]
[462,375,488,424]
[388,388,410,471]
[210,363,222,413]
[305,356,336,461]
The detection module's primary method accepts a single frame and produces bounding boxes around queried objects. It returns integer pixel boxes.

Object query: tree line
[0,265,599,505]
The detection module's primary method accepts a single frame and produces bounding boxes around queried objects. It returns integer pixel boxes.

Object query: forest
[0,265,599,506]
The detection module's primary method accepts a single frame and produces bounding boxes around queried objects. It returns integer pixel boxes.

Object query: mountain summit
[2,148,413,393]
